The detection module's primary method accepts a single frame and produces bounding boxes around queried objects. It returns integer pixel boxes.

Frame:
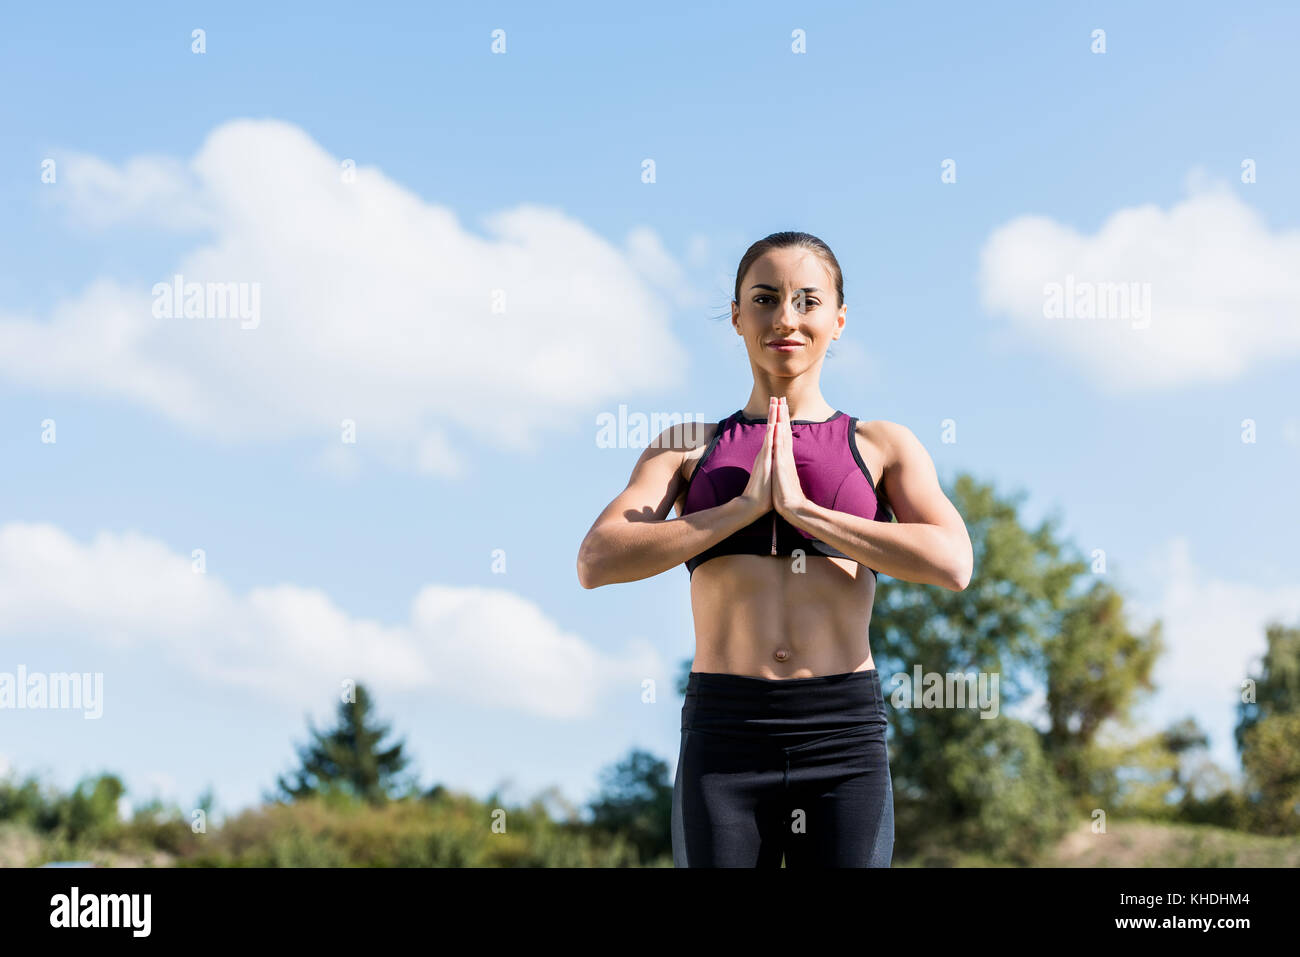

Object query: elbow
[576,537,604,589]
[946,551,973,591]
[576,553,597,589]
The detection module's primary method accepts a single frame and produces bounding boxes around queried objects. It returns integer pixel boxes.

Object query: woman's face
[732,247,845,375]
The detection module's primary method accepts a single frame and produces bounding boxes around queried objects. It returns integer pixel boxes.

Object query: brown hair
[732,231,844,309]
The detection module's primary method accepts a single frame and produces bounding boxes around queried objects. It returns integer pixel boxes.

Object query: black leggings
[671,668,893,867]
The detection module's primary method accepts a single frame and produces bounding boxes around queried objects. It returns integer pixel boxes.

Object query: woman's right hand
[737,396,777,522]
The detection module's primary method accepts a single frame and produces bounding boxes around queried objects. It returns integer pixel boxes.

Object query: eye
[754,295,819,306]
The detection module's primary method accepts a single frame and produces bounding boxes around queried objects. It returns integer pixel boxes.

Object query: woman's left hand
[772,397,810,519]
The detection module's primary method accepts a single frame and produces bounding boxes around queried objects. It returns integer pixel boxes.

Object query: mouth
[766,339,804,352]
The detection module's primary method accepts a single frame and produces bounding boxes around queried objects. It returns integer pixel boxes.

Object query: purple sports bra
[679,408,893,577]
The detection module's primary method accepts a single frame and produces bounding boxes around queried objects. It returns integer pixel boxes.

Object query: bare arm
[785,421,973,590]
[576,423,762,589]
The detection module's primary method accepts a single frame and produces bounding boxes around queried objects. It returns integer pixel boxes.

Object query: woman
[576,231,973,867]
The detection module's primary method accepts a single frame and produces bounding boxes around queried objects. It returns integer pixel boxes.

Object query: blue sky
[2,1,1298,821]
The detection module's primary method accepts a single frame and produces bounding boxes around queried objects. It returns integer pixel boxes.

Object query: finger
[771,396,780,456]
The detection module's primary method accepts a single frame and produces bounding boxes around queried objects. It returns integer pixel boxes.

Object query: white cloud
[978,178,1300,391]
[412,424,466,478]
[684,233,711,268]
[0,521,662,719]
[54,152,211,231]
[4,119,692,469]
[625,225,705,309]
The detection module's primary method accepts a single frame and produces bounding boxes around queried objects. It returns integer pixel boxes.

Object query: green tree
[1235,621,1300,752]
[0,772,60,830]
[872,474,1159,862]
[1161,717,1211,801]
[1240,712,1300,834]
[587,749,673,865]
[57,773,126,842]
[273,683,413,806]
[1234,621,1300,834]
[1084,716,1233,825]
[1146,715,1239,825]
[1042,578,1163,810]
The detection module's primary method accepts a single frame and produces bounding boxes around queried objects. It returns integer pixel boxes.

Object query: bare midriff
[688,554,877,678]
[673,422,881,680]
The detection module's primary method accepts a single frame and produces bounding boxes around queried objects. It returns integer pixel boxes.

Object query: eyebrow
[749,284,822,293]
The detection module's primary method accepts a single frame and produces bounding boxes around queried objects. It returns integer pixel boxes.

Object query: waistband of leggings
[684,669,881,720]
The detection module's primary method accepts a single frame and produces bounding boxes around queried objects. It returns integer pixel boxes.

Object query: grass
[6,811,1298,867]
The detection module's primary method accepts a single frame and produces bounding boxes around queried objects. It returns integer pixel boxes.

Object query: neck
[742,382,834,422]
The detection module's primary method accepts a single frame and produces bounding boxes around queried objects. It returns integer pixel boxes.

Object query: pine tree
[274,683,411,805]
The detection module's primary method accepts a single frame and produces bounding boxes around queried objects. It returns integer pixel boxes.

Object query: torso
[672,417,891,679]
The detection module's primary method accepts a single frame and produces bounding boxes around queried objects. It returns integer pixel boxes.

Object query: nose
[773,304,801,332]
[785,292,811,321]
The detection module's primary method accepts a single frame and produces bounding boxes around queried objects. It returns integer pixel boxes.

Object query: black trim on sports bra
[846,415,890,579]
[845,415,880,491]
[846,419,893,521]
[677,412,732,511]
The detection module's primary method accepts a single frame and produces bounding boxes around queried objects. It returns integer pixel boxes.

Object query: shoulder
[851,418,921,477]
[641,416,723,477]
[649,416,722,455]
[853,417,915,446]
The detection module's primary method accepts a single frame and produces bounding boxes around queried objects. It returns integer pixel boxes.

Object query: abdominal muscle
[687,555,877,678]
